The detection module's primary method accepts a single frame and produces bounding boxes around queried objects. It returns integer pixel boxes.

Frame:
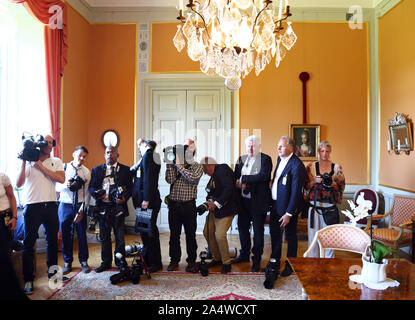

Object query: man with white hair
[232,135,273,272]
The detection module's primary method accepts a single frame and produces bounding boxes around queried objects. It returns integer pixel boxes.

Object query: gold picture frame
[290,124,320,161]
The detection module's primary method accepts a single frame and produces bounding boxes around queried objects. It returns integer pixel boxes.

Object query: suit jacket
[271,154,306,217]
[89,162,133,217]
[131,149,162,211]
[234,152,273,213]
[208,164,238,219]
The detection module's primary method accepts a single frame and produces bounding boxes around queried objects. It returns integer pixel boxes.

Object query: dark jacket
[89,162,133,217]
[234,152,273,213]
[271,154,307,217]
[207,164,238,219]
[131,149,162,211]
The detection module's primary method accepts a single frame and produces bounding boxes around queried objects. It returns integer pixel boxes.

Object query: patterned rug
[48,270,303,300]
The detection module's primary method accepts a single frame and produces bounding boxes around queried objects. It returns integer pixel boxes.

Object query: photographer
[200,157,237,274]
[165,140,203,273]
[131,140,162,273]
[305,141,345,258]
[56,146,91,274]
[233,135,272,272]
[89,146,133,273]
[16,134,66,295]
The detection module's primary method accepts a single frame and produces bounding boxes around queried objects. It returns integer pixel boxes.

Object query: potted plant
[361,241,398,283]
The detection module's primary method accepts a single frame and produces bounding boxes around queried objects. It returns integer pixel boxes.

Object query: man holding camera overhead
[165,139,203,273]
[56,146,91,275]
[89,146,132,273]
[16,134,66,295]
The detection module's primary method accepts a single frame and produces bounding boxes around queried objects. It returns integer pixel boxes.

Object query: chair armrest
[364,212,391,231]
[399,221,414,229]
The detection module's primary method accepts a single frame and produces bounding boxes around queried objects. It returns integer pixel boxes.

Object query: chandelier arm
[251,3,271,32]
[190,7,211,38]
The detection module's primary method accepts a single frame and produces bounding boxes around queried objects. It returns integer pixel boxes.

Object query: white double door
[151,89,234,233]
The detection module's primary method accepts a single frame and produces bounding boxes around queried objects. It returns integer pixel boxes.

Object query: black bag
[320,206,339,226]
[135,208,152,235]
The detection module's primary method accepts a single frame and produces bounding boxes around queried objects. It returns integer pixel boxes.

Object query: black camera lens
[196,203,209,215]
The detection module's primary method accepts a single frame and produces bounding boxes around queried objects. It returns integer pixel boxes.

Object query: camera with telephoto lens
[17,133,49,162]
[109,185,127,204]
[68,175,85,192]
[162,144,189,164]
[87,205,100,234]
[199,250,209,277]
[317,173,333,191]
[196,197,215,215]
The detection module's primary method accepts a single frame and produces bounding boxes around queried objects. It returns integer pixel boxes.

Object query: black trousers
[237,197,268,263]
[269,210,298,265]
[22,202,59,282]
[140,208,162,268]
[98,207,126,269]
[168,200,197,264]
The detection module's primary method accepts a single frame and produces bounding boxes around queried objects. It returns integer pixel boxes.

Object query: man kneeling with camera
[199,157,237,274]
[56,146,91,274]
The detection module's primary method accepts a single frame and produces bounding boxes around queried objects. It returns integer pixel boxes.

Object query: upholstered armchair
[365,195,415,261]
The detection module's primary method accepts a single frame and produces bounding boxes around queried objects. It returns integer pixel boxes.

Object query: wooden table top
[288,257,415,300]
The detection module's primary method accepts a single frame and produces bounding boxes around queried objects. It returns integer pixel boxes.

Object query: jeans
[237,197,268,263]
[168,200,197,264]
[22,202,59,282]
[58,202,89,264]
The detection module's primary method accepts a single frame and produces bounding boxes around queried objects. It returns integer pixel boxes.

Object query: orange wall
[151,22,369,184]
[62,6,91,162]
[62,6,136,168]
[379,0,415,192]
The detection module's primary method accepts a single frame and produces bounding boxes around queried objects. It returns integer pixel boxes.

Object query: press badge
[282,175,287,185]
[109,177,115,185]
[137,169,141,178]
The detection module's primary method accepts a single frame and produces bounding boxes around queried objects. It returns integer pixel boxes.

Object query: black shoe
[206,260,222,268]
[95,263,112,273]
[251,262,260,272]
[47,270,70,282]
[185,262,198,273]
[280,262,293,277]
[221,264,232,274]
[148,265,162,273]
[263,262,279,289]
[167,262,179,271]
[231,255,250,264]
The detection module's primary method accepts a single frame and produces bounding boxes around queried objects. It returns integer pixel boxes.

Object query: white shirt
[0,173,11,211]
[239,155,258,199]
[271,153,293,201]
[23,157,64,204]
[102,162,118,203]
[56,162,91,207]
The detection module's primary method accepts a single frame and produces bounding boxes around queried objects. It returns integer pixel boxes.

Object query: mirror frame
[102,129,120,148]
[388,113,413,155]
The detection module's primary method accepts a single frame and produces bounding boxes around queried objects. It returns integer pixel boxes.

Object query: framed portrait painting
[289,124,320,161]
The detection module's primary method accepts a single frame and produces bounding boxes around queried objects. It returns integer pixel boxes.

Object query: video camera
[17,133,50,162]
[162,144,190,164]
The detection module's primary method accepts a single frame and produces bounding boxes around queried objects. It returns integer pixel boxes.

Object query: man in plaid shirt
[166,139,203,273]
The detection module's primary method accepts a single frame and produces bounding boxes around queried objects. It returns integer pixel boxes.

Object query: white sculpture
[341,192,373,226]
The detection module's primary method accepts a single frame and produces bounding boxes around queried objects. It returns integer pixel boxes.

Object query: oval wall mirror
[102,129,119,148]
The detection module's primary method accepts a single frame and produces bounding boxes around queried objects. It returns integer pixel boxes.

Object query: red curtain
[10,0,68,158]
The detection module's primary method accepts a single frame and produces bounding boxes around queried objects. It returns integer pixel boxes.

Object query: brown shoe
[167,262,179,271]
[185,262,198,273]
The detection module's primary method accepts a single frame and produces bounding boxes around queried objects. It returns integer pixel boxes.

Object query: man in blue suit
[267,136,306,280]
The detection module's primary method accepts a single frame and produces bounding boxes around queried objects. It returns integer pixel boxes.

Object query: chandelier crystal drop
[173,0,297,90]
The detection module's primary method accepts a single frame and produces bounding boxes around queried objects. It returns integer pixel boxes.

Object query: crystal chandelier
[173,0,297,90]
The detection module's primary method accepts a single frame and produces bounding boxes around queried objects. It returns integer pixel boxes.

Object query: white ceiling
[83,0,381,8]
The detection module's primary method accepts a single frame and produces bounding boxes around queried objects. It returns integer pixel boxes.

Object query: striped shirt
[165,163,203,201]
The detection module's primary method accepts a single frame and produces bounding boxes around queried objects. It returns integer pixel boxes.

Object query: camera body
[18,134,49,162]
[87,205,100,234]
[162,144,189,164]
[69,175,85,192]
[199,251,209,277]
[317,173,333,190]
[196,197,215,215]
[108,185,127,204]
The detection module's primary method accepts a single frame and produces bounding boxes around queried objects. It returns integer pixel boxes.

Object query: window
[0,0,50,187]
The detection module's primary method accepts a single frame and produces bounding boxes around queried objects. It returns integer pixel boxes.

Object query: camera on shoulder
[17,133,49,162]
[163,144,192,164]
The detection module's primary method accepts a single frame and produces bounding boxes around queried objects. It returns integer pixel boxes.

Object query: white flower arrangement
[341,192,373,226]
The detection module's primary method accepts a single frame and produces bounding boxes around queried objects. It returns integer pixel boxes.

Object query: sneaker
[185,262,198,273]
[167,262,179,272]
[24,281,34,295]
[62,262,72,275]
[80,261,91,273]
[221,264,232,274]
